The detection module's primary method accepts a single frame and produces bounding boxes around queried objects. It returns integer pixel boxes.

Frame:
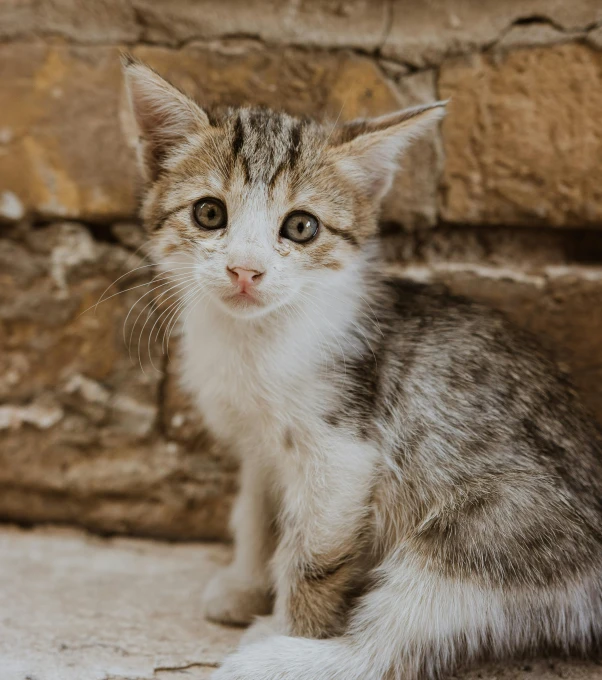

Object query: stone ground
[2,527,601,680]
[0,526,240,680]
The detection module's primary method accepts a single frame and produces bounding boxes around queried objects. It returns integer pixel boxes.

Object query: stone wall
[1,0,602,540]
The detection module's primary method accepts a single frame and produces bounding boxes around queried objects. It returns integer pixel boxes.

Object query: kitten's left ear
[332,102,446,201]
[122,55,210,181]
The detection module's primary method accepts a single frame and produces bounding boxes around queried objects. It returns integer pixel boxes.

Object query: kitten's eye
[280,211,319,244]
[193,198,227,230]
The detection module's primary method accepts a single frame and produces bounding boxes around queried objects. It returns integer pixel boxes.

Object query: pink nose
[227,266,264,290]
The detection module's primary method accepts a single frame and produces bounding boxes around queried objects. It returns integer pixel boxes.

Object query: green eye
[193,198,227,229]
[281,211,319,244]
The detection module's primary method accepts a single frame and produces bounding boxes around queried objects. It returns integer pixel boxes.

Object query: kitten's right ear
[122,55,210,181]
[331,102,446,202]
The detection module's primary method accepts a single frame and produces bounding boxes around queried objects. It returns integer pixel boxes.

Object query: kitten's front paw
[203,567,272,626]
[239,615,283,646]
[212,636,343,680]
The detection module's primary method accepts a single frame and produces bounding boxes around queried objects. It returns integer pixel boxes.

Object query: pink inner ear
[124,62,209,180]
[332,104,445,201]
[334,136,405,201]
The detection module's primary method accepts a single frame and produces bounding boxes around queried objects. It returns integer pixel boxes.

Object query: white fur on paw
[239,615,282,646]
[203,567,272,626]
[212,636,347,680]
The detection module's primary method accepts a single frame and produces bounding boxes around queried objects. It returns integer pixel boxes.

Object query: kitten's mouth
[223,290,262,307]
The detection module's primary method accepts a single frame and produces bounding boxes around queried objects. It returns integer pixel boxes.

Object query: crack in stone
[0,11,601,67]
[488,14,602,53]
[153,661,219,675]
[376,0,394,54]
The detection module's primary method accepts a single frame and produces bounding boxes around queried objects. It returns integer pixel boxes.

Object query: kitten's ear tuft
[122,58,210,181]
[332,101,446,201]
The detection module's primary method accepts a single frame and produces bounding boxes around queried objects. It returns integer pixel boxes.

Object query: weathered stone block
[131,0,389,50]
[0,42,439,229]
[0,0,388,50]
[440,45,602,228]
[0,43,138,222]
[383,0,602,67]
[0,0,140,43]
[0,222,234,539]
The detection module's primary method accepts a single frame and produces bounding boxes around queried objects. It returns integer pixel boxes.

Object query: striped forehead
[229,109,309,186]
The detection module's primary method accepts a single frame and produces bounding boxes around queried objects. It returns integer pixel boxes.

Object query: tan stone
[381,70,443,230]
[0,0,139,42]
[383,0,602,67]
[4,0,600,63]
[382,223,602,271]
[131,0,389,50]
[0,41,439,229]
[440,45,602,228]
[587,26,602,50]
[0,222,234,540]
[0,43,139,221]
[4,526,602,680]
[0,0,388,50]
[495,24,579,52]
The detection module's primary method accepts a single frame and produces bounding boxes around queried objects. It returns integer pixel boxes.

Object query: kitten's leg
[203,456,276,625]
[239,615,280,646]
[213,548,602,680]
[213,548,486,679]
[268,440,377,638]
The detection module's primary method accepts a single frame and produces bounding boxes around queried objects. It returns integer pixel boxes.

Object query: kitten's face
[124,60,445,320]
[145,110,372,319]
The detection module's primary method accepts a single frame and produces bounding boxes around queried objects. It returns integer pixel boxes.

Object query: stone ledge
[2,0,601,62]
[2,526,601,680]
[382,0,602,67]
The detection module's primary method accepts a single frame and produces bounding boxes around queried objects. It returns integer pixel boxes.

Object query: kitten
[123,58,602,680]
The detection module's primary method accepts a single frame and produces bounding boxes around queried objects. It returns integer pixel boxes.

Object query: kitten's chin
[212,292,279,320]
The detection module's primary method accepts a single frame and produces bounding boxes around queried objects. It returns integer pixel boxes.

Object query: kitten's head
[123,58,445,320]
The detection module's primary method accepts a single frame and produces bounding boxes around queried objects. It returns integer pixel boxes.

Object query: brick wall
[1,0,602,539]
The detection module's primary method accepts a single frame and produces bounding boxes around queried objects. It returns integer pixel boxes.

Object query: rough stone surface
[0,0,140,43]
[0,526,240,680]
[440,45,602,227]
[382,224,602,271]
[0,222,235,540]
[131,0,389,50]
[2,527,602,680]
[4,0,601,61]
[0,0,389,49]
[0,42,439,229]
[0,43,138,221]
[383,0,602,67]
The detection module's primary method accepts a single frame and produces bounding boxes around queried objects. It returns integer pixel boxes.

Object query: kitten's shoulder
[376,274,548,359]
[378,275,493,322]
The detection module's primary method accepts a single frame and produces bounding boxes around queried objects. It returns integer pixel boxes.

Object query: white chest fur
[179,300,330,458]
[178,289,380,550]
